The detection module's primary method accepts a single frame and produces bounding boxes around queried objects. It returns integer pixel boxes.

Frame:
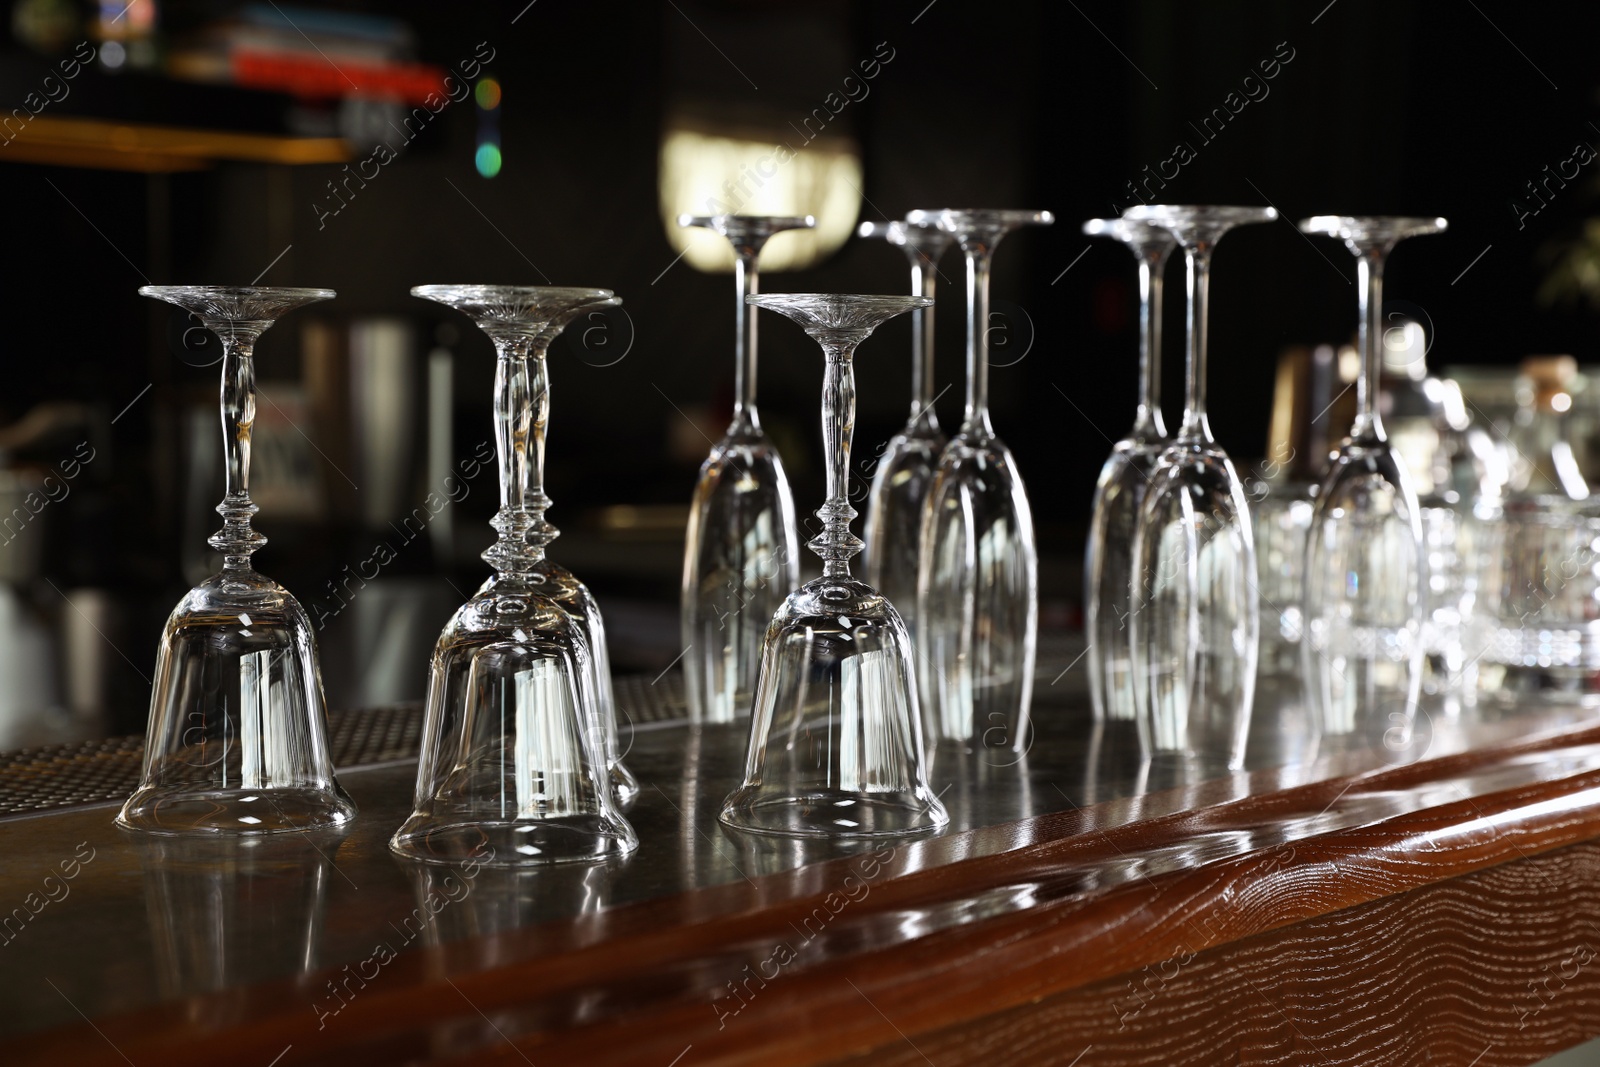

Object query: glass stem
[485,334,542,577]
[963,245,995,437]
[1352,247,1387,444]
[1179,246,1213,442]
[528,337,558,553]
[1136,251,1167,439]
[908,251,938,433]
[732,243,766,435]
[815,337,864,580]
[211,326,266,571]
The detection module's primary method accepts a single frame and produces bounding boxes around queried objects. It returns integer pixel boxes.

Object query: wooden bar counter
[3,660,1600,1066]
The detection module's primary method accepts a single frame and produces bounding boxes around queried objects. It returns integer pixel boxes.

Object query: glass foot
[117,784,355,836]
[390,813,637,867]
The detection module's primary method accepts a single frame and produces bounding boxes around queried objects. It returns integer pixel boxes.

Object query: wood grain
[822,840,1600,1067]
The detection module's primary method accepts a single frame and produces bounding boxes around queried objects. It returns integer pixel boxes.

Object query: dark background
[2,0,1595,734]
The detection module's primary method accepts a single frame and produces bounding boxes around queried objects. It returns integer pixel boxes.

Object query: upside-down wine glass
[392,286,637,866]
[678,214,813,723]
[720,293,948,838]
[857,216,953,647]
[1123,205,1274,774]
[908,208,1053,755]
[119,286,355,834]
[1081,216,1176,725]
[1298,216,1444,750]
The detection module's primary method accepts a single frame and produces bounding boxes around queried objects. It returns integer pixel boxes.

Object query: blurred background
[2,0,1598,746]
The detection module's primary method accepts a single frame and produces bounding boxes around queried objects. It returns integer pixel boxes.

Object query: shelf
[0,114,349,171]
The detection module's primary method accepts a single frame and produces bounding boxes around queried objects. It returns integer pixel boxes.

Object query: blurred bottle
[1416,378,1505,699]
[1479,356,1600,702]
[1251,343,1344,680]
[1368,316,1511,702]
[1378,318,1444,497]
[0,467,61,747]
[1427,378,1509,506]
[93,0,160,71]
[1507,355,1589,501]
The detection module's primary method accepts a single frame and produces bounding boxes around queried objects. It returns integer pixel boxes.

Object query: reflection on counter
[136,833,341,1007]
[404,856,613,947]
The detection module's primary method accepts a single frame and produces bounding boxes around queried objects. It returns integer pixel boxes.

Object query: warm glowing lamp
[658,113,862,273]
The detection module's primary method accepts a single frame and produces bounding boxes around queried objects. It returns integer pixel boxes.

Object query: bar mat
[613,670,688,731]
[0,634,1079,818]
[0,669,696,818]
[0,734,149,818]
[0,705,420,818]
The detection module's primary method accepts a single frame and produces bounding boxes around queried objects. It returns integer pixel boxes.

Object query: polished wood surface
[6,693,1600,1065]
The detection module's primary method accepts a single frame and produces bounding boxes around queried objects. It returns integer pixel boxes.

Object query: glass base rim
[115,785,357,836]
[718,790,949,840]
[388,814,639,867]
